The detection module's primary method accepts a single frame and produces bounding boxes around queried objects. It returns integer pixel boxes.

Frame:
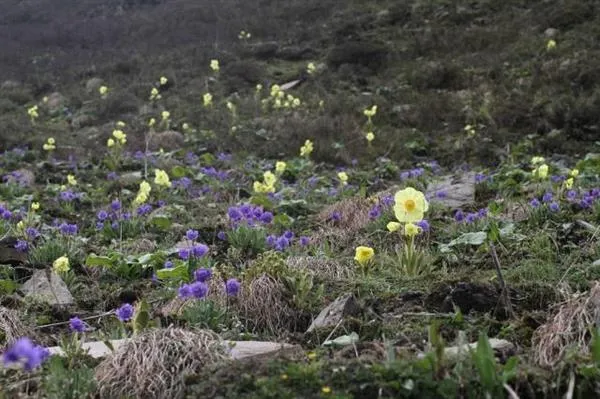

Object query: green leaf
[156,265,188,281]
[250,194,274,210]
[200,153,215,164]
[445,231,487,248]
[171,165,188,178]
[502,356,519,382]
[85,254,113,268]
[0,279,17,294]
[133,300,150,335]
[591,328,600,364]
[323,332,359,347]
[151,214,172,229]
[473,333,497,392]
[273,214,293,228]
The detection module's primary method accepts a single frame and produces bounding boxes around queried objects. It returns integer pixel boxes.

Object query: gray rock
[47,339,299,360]
[85,77,104,93]
[427,173,476,209]
[147,130,185,152]
[21,270,74,306]
[45,92,67,114]
[3,168,35,187]
[306,293,359,333]
[544,28,559,38]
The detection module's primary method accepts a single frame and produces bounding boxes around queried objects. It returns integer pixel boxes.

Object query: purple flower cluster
[178,281,208,299]
[14,240,28,253]
[227,204,273,227]
[115,303,134,322]
[200,167,229,181]
[2,337,49,371]
[0,205,13,220]
[59,222,78,235]
[225,278,241,296]
[454,208,488,224]
[400,167,425,181]
[69,317,87,333]
[266,231,302,251]
[59,189,83,202]
[2,171,29,186]
[194,267,212,283]
[178,244,209,260]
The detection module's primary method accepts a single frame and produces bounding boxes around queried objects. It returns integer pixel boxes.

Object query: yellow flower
[16,221,24,231]
[160,76,168,85]
[318,100,324,108]
[366,132,375,142]
[67,174,77,186]
[337,172,348,185]
[42,96,48,103]
[42,143,55,151]
[148,118,156,127]
[404,222,421,237]
[387,221,401,232]
[161,110,170,120]
[263,171,277,187]
[210,59,220,72]
[47,137,55,145]
[154,169,171,188]
[363,105,377,118]
[292,98,301,107]
[307,351,317,360]
[393,187,429,223]
[564,177,574,189]
[307,62,316,74]
[150,87,161,100]
[116,121,126,128]
[133,181,152,205]
[27,105,39,119]
[570,169,579,178]
[354,246,375,266]
[112,129,127,145]
[547,39,557,50]
[203,93,213,107]
[280,374,288,381]
[275,161,287,174]
[31,202,40,211]
[531,156,545,165]
[107,138,115,147]
[99,86,108,95]
[256,84,263,92]
[53,255,70,273]
[300,139,314,157]
[270,84,281,98]
[321,386,332,394]
[534,164,548,179]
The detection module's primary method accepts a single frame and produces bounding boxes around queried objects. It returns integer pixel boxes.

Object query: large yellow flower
[53,255,70,273]
[393,187,429,223]
[404,223,421,237]
[354,246,374,266]
[154,169,171,188]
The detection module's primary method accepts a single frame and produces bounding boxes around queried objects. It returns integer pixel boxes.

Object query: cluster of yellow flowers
[154,169,171,188]
[203,93,213,107]
[337,171,348,186]
[53,255,70,274]
[261,85,302,110]
[31,202,40,211]
[464,124,476,137]
[210,59,220,72]
[300,139,314,158]
[238,30,251,40]
[133,181,152,205]
[27,105,39,122]
[160,76,168,86]
[275,161,286,174]
[67,174,77,186]
[99,85,108,97]
[108,129,127,147]
[307,62,316,75]
[363,105,377,143]
[547,39,557,51]
[253,171,277,193]
[43,137,56,151]
[150,87,161,101]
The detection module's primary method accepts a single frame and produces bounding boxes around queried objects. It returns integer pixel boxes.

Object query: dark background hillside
[1,0,599,166]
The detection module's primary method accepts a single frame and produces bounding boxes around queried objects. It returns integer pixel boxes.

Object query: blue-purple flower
[115,303,134,322]
[225,278,241,296]
[69,317,87,333]
[2,337,49,371]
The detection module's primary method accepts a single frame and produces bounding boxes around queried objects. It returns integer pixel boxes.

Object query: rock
[3,168,35,187]
[427,173,476,209]
[544,28,559,38]
[0,237,28,265]
[306,293,359,333]
[71,113,97,130]
[21,270,74,306]
[85,77,104,93]
[119,171,142,185]
[47,339,299,360]
[45,92,67,114]
[279,79,303,91]
[147,130,185,152]
[417,338,515,361]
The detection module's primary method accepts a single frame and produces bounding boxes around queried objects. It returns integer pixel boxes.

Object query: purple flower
[97,210,108,221]
[454,210,465,222]
[111,199,121,211]
[122,212,131,221]
[330,211,341,222]
[259,212,273,224]
[266,235,276,247]
[178,248,190,260]
[115,303,134,322]
[178,284,192,298]
[157,200,166,207]
[164,260,173,268]
[225,278,241,296]
[435,190,447,199]
[186,229,199,241]
[96,222,104,230]
[465,213,478,224]
[2,337,48,371]
[566,190,577,201]
[14,240,28,253]
[530,198,541,208]
[542,192,553,203]
[217,231,227,241]
[106,172,118,180]
[136,204,152,216]
[475,173,487,183]
[549,202,560,212]
[192,244,209,258]
[416,220,430,232]
[274,236,290,251]
[59,223,78,235]
[299,236,311,246]
[368,206,381,219]
[69,317,86,333]
[190,281,209,299]
[283,231,295,240]
[218,152,232,162]
[25,227,40,239]
[228,207,243,222]
[1,209,12,220]
[550,175,565,183]
[477,208,488,219]
[194,268,212,283]
[59,190,76,202]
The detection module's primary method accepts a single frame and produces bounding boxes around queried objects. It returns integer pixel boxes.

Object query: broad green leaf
[323,332,359,347]
[171,165,188,178]
[85,254,113,268]
[151,214,172,229]
[156,265,188,281]
[0,279,17,294]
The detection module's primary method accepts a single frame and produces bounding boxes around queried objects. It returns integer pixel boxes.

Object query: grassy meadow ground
[1,0,600,397]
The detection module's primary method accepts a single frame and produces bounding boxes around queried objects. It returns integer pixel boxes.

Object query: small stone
[21,270,74,306]
[85,77,104,93]
[427,173,476,209]
[306,293,359,333]
[147,131,185,152]
[544,28,559,38]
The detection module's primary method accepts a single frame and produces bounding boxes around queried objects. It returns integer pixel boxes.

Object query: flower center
[404,199,416,212]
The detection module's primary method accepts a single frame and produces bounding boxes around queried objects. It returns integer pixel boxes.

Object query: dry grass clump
[317,196,374,233]
[0,307,32,347]
[239,274,296,336]
[286,256,354,280]
[532,282,600,367]
[94,327,228,399]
